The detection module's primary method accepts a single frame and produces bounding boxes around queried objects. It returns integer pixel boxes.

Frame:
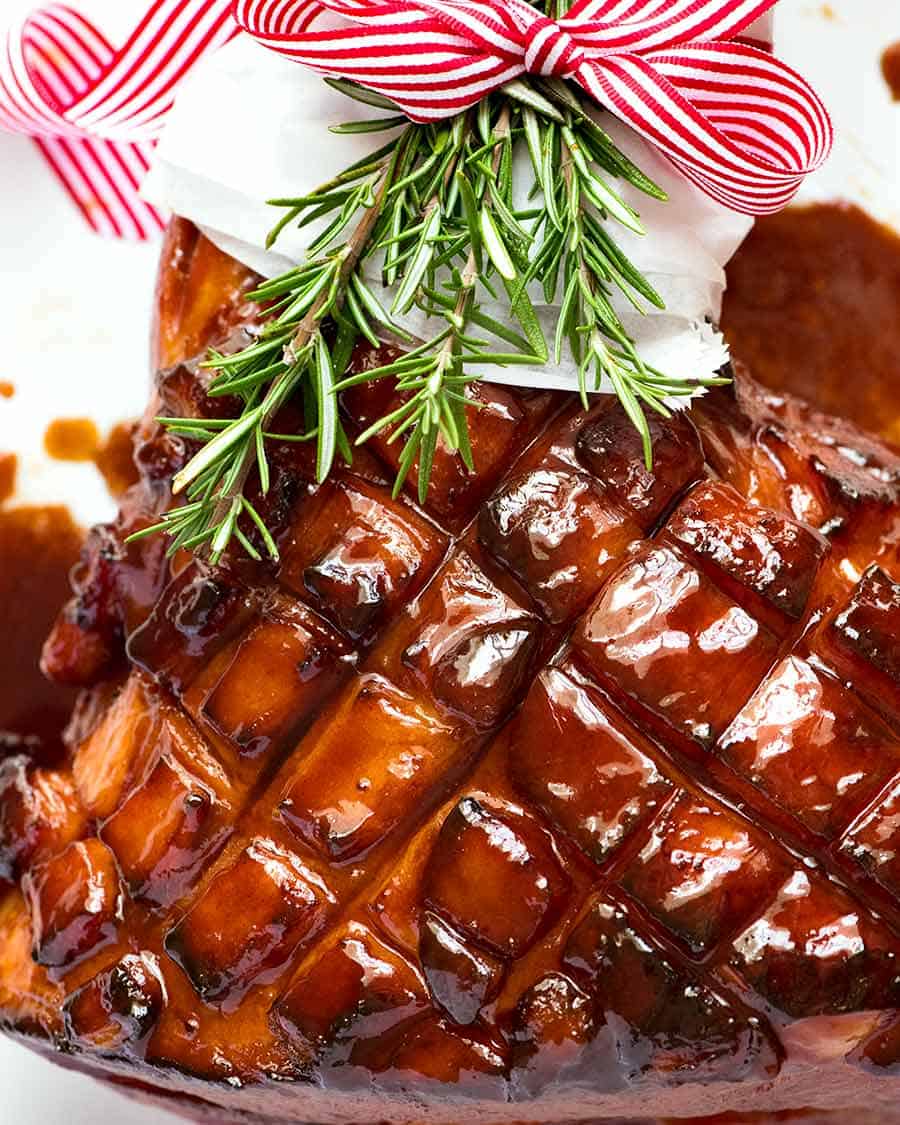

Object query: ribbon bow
[1,0,830,238]
[234,0,832,214]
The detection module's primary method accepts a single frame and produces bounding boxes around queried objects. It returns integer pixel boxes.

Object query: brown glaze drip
[44,418,101,463]
[883,42,900,101]
[0,505,82,760]
[722,203,900,446]
[93,421,140,499]
[0,454,16,505]
[0,382,14,399]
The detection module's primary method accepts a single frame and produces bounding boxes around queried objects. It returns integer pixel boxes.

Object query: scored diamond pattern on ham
[2,219,900,1124]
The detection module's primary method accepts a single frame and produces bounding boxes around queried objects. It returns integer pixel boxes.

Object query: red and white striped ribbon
[0,2,234,239]
[1,0,831,237]
[234,0,832,215]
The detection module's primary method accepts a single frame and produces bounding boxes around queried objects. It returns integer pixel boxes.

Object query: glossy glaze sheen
[2,219,900,1125]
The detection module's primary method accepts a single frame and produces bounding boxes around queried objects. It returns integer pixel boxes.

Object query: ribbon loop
[523,16,583,78]
[1,1,234,239]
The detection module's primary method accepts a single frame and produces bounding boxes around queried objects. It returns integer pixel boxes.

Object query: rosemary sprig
[134,66,726,564]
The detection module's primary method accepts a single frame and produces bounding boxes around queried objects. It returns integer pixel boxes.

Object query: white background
[1,1,899,1122]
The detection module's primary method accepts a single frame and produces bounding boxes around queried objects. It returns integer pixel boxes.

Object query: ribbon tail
[35,134,166,240]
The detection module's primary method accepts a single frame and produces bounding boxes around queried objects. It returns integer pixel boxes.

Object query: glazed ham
[2,219,900,1124]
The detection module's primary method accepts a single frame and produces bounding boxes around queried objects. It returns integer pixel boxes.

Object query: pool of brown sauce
[0,419,139,761]
[723,203,900,447]
[0,491,83,762]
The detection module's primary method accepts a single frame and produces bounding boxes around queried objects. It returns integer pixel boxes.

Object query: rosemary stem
[195,160,397,559]
[435,105,510,388]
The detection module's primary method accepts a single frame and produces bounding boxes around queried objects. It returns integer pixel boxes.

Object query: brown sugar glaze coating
[2,214,900,1125]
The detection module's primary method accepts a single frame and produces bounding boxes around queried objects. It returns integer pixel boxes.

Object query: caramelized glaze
[1,219,900,1125]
